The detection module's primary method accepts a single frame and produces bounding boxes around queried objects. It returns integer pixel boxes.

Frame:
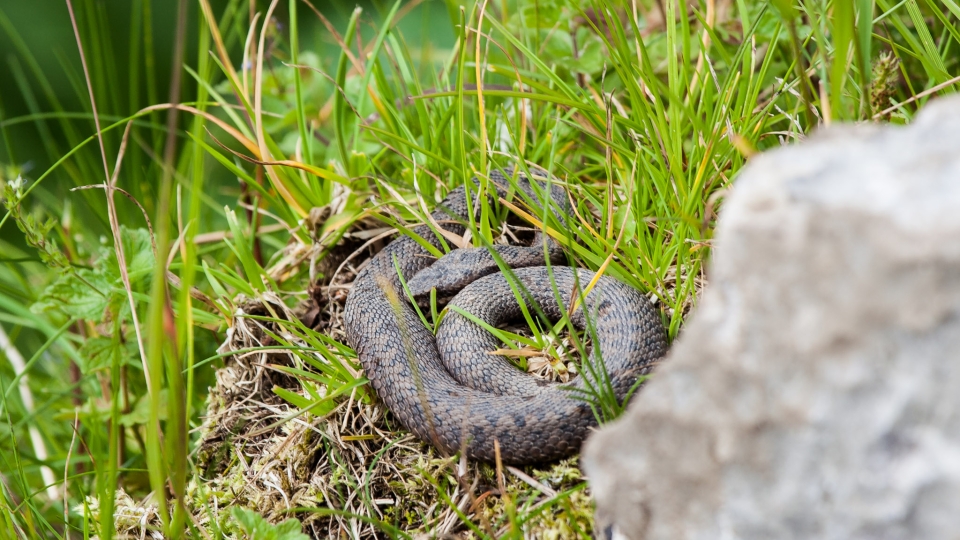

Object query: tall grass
[0,0,958,537]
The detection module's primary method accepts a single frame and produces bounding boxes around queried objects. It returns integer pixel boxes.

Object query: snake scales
[343,168,667,464]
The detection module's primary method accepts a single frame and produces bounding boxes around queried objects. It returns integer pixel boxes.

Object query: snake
[343,168,667,464]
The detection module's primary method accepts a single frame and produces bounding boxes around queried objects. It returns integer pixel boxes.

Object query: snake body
[343,169,667,464]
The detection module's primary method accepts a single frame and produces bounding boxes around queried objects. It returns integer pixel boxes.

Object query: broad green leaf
[120,389,168,427]
[230,507,309,540]
[76,335,139,374]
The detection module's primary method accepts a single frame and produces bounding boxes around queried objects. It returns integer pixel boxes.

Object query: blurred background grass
[0,0,454,241]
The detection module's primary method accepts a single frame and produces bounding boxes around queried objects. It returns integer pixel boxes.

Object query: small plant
[232,507,311,540]
[871,52,902,120]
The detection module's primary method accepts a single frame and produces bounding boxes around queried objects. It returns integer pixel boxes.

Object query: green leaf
[273,520,307,537]
[771,0,798,18]
[613,204,638,243]
[518,0,563,27]
[118,226,155,282]
[225,208,270,293]
[830,0,855,120]
[76,335,139,374]
[574,37,605,75]
[272,386,312,410]
[542,30,573,60]
[31,227,154,321]
[230,507,309,540]
[120,389,168,427]
[98,226,156,286]
[31,268,112,320]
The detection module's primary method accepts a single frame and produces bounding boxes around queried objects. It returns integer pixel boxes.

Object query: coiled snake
[344,168,667,464]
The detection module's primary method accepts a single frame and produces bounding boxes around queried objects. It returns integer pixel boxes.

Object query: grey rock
[582,96,960,540]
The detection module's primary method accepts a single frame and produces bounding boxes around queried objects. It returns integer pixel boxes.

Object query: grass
[0,0,958,537]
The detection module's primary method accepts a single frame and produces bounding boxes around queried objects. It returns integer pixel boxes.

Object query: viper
[343,168,667,464]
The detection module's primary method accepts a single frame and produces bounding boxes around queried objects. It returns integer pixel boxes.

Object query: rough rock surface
[582,96,960,540]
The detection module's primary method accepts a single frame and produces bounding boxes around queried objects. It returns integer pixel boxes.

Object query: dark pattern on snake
[344,169,667,464]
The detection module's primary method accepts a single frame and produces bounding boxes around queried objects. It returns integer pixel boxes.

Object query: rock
[582,96,960,540]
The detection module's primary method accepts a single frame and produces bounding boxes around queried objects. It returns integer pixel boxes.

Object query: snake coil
[344,168,667,464]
